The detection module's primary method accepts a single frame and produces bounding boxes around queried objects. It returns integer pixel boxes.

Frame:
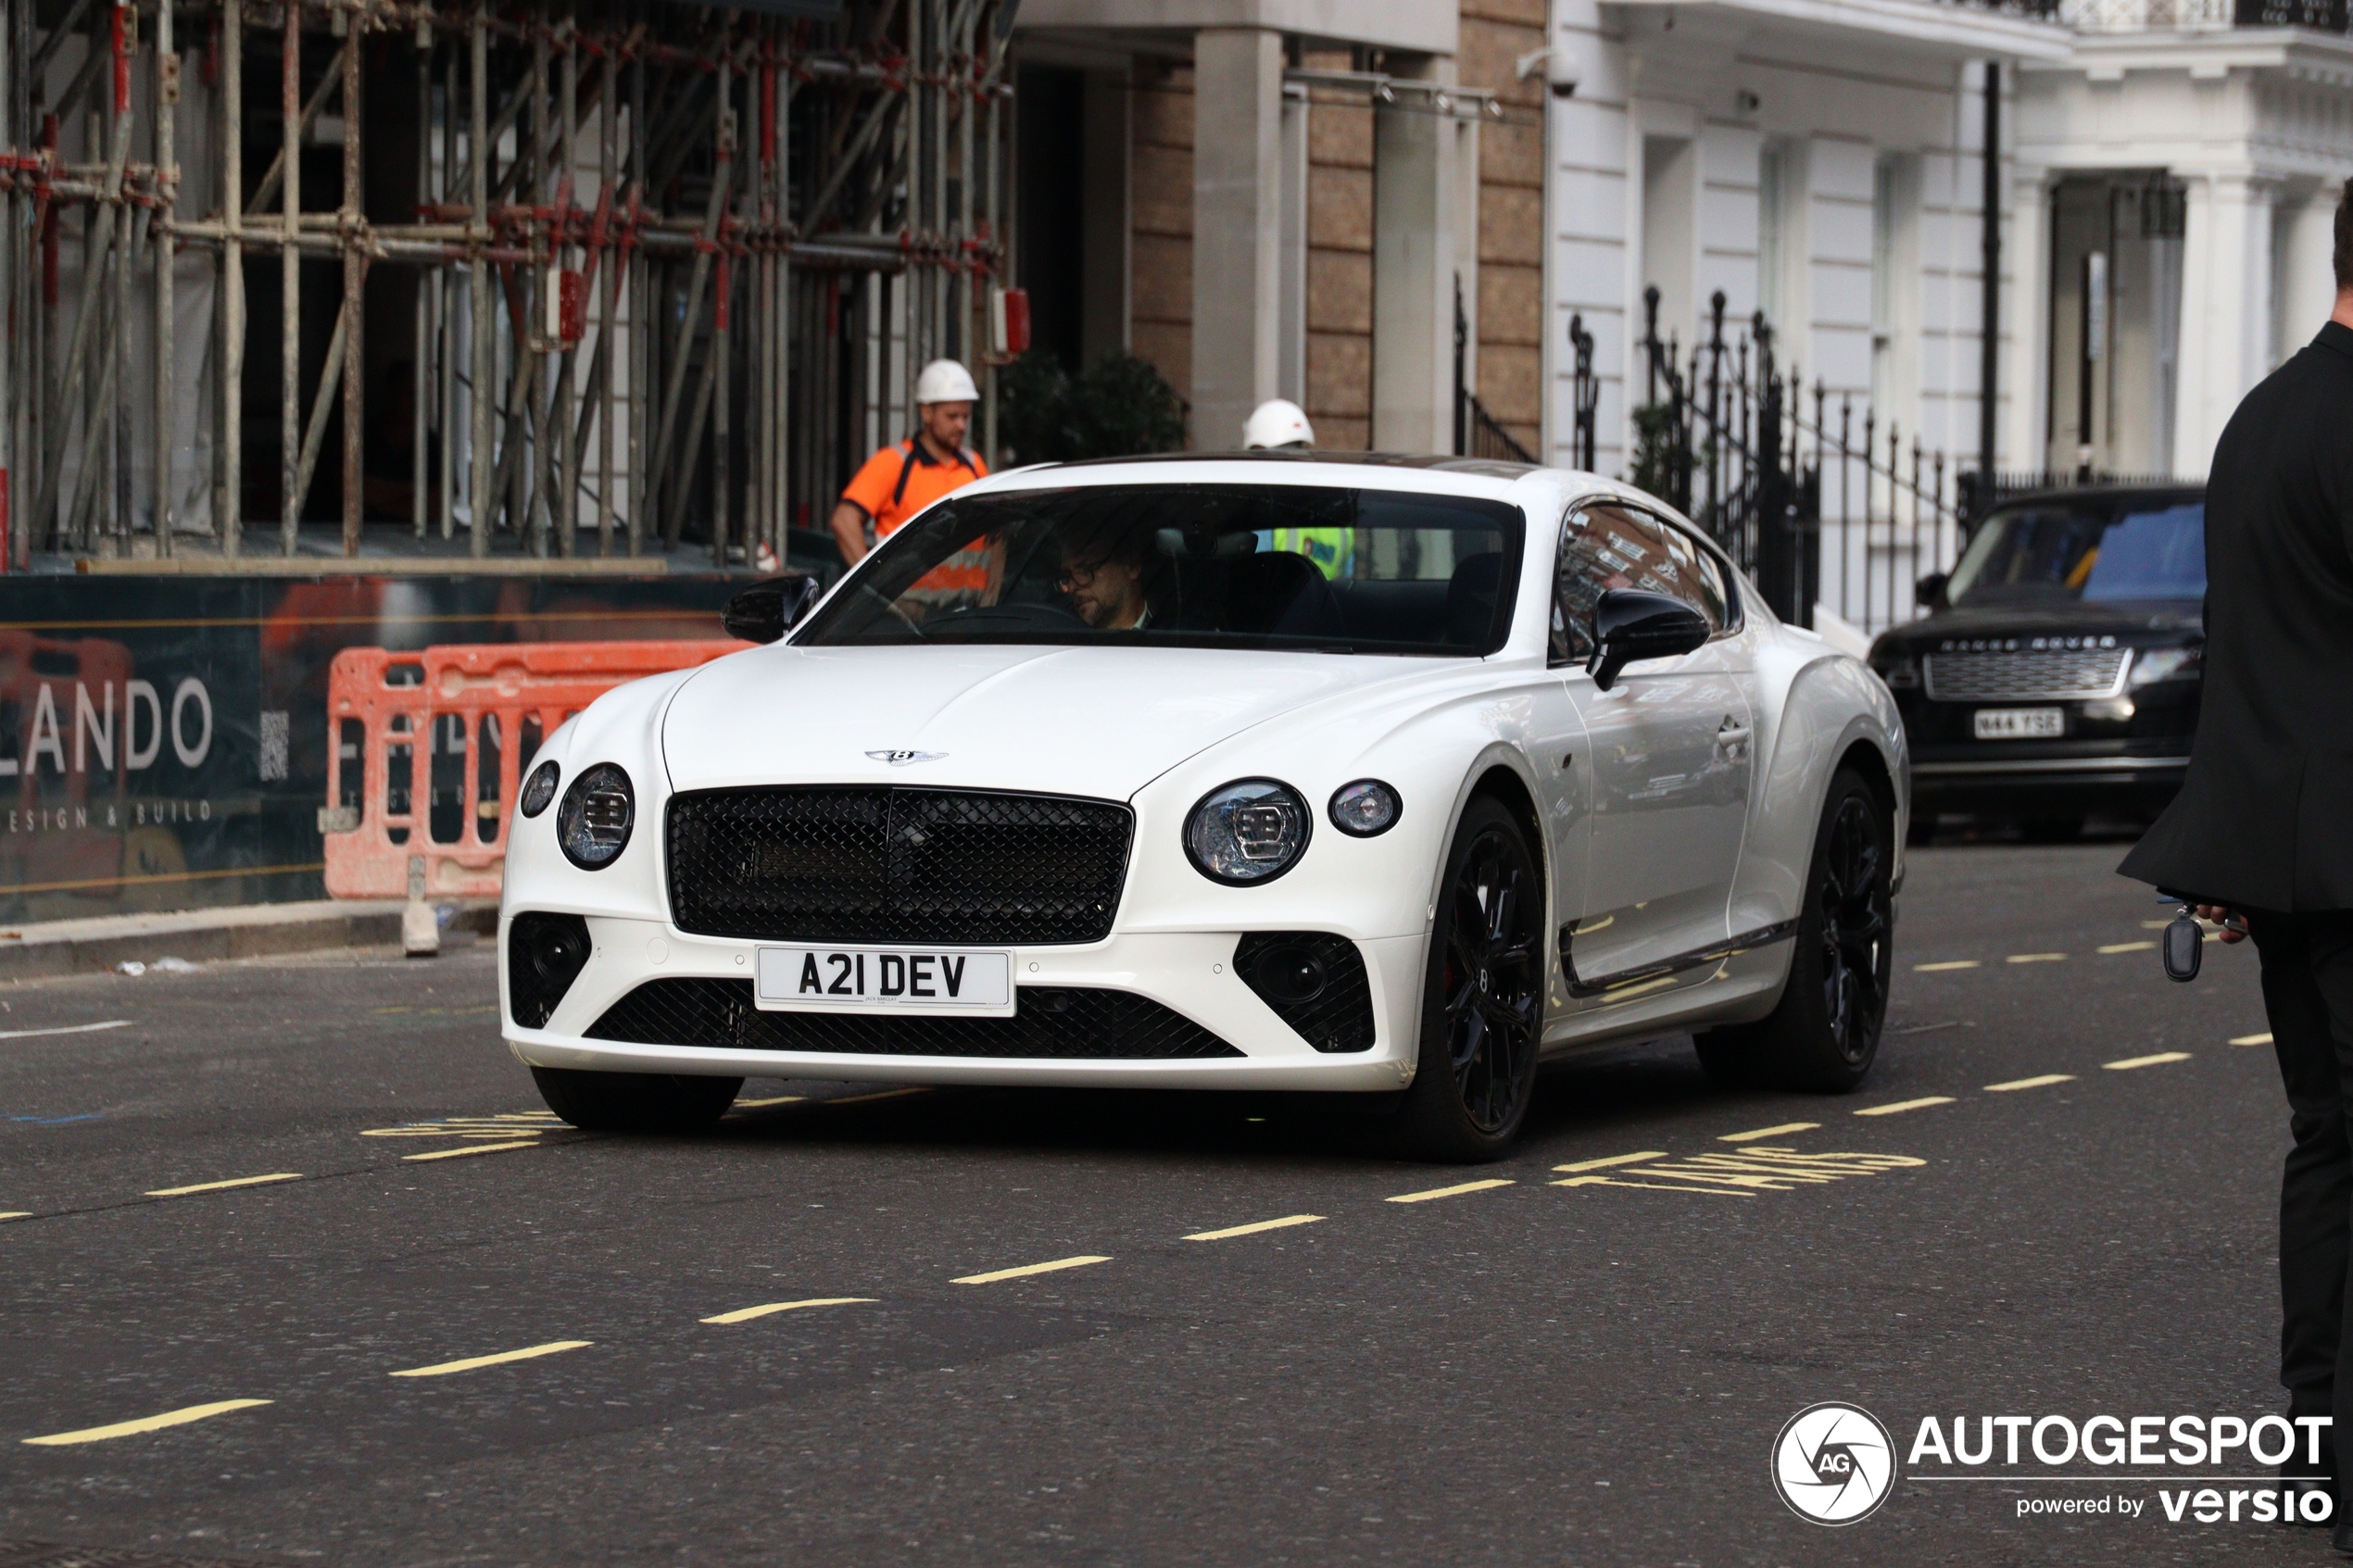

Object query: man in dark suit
[2121,176,2353,1546]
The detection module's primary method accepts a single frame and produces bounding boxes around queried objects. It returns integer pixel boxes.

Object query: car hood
[1874,599,2202,655]
[660,642,1439,800]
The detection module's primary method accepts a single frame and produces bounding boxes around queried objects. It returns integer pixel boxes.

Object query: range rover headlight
[557,763,635,870]
[519,759,560,818]
[1870,648,1920,690]
[2128,645,2202,687]
[1186,779,1311,884]
[1328,779,1402,837]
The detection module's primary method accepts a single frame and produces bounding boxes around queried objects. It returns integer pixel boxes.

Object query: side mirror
[1915,571,1948,609]
[723,573,822,645]
[1587,587,1710,692]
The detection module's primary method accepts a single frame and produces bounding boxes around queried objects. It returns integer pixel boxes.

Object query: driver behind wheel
[1057,521,1155,631]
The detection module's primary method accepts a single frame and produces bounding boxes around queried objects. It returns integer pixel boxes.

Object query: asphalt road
[0,842,2332,1567]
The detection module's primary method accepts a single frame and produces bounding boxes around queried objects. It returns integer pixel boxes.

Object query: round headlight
[557,763,635,870]
[519,759,560,818]
[1185,778,1311,884]
[1328,779,1401,837]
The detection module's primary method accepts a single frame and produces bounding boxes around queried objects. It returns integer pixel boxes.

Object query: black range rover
[1868,484,2205,842]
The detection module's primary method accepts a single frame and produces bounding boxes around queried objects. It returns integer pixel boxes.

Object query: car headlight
[1870,649,1920,689]
[557,763,635,870]
[1328,779,1402,837]
[519,759,560,818]
[1186,779,1311,884]
[2128,645,2202,687]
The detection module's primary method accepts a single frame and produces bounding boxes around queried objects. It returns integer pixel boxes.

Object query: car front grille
[585,978,1241,1060]
[666,787,1133,945]
[1922,648,2130,702]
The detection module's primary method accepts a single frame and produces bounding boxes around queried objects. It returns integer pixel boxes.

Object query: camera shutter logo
[1772,1402,1897,1524]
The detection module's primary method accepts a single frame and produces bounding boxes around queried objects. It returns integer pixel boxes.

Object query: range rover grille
[1922,648,2130,703]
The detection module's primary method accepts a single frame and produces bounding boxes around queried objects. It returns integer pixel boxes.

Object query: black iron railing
[1453,276,1536,465]
[1635,287,1964,634]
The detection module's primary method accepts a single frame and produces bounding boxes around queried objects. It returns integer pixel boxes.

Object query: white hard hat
[914,358,980,405]
[1243,398,1315,450]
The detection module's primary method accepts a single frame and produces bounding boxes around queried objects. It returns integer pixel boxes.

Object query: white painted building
[1542,0,2353,490]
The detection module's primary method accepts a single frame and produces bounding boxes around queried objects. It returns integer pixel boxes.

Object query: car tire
[530,1066,743,1133]
[1693,768,1893,1094]
[1393,796,1544,1162]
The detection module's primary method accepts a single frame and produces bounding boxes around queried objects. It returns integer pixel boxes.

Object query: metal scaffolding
[0,0,1012,567]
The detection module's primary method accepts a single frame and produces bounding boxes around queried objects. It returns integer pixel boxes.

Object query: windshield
[1944,498,2205,608]
[794,483,1524,655]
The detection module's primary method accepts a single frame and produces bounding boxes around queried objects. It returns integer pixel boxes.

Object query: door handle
[1716,719,1752,755]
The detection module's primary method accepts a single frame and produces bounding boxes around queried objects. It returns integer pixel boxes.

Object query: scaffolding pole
[0,0,1008,570]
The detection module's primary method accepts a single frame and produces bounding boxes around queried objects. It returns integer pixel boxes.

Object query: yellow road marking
[2233,1032,2274,1047]
[951,1255,1112,1286]
[1386,1178,1514,1203]
[2098,941,2156,955]
[2006,953,2067,964]
[1985,1074,2076,1092]
[144,1173,302,1198]
[2142,920,2171,929]
[732,1096,804,1109]
[388,1340,592,1378]
[22,1399,271,1447]
[1184,1214,1324,1242]
[2105,1051,2191,1071]
[827,1087,930,1108]
[1854,1097,1956,1117]
[1555,1175,1755,1196]
[401,1140,539,1161]
[1914,960,1980,972]
[1718,1123,1819,1143]
[701,1297,877,1324]
[0,1211,29,1222]
[1552,1152,1669,1173]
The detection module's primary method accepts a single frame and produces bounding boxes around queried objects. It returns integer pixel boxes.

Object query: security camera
[1516,44,1581,100]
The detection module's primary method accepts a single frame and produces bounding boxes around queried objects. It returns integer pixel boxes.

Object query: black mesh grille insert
[586,978,1241,1060]
[666,787,1133,945]
[1234,933,1377,1053]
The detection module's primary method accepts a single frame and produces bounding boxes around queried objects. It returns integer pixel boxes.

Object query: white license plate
[754,946,1014,1015]
[1973,707,2066,740]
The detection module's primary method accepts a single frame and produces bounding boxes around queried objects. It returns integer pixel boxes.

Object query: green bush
[998,350,1189,466]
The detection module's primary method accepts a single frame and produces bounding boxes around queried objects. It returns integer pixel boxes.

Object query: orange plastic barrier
[322,640,745,901]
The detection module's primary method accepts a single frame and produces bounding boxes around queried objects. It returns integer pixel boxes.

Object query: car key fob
[2162,909,2203,983]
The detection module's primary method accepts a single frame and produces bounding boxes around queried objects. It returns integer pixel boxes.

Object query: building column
[2001,163,2048,477]
[2275,181,2341,362]
[2173,172,2272,479]
[1191,28,1285,451]
[1374,53,1460,454]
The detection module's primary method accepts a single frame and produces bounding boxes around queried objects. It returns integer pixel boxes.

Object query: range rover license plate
[754,947,1015,1015]
[1973,707,2065,740]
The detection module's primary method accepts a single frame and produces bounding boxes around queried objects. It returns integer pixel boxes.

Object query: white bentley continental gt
[500,455,1907,1160]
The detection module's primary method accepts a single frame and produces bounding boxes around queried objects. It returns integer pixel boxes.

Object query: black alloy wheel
[530,1066,743,1133]
[1695,768,1892,1093]
[1816,791,1892,1071]
[1397,797,1543,1160]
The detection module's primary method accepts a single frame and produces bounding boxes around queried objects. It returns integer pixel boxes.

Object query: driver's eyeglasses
[1058,558,1112,588]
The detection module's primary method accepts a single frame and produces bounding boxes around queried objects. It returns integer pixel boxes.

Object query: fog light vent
[509,912,593,1028]
[1234,932,1375,1053]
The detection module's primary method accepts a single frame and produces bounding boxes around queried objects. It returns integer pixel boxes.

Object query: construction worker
[1245,399,1352,578]
[1242,398,1315,452]
[830,359,989,568]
